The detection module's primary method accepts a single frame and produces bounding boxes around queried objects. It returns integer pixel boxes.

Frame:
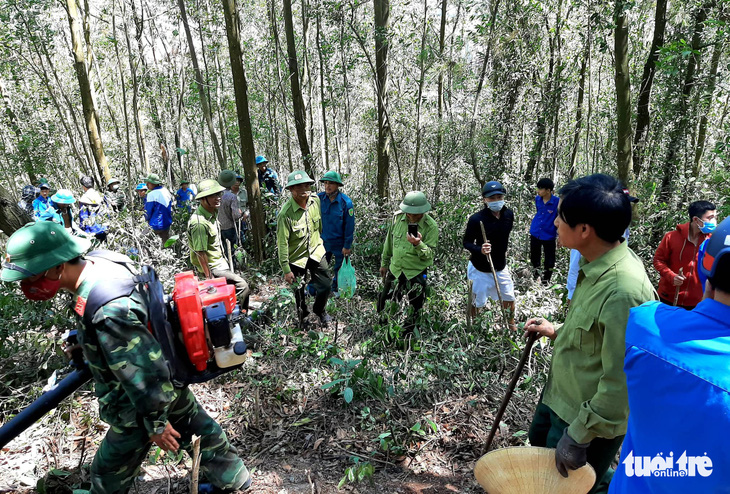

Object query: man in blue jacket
[144,173,174,244]
[609,216,730,493]
[316,171,354,295]
[529,177,559,284]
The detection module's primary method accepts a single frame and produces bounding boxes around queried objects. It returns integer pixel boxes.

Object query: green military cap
[399,191,431,214]
[142,173,163,185]
[218,169,237,188]
[286,170,314,188]
[319,170,343,185]
[196,179,226,200]
[180,179,190,185]
[1,222,91,282]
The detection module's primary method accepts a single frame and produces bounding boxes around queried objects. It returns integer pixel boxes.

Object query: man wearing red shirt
[653,200,717,309]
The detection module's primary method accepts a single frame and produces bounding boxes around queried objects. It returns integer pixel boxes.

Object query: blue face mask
[699,220,716,234]
[487,200,505,212]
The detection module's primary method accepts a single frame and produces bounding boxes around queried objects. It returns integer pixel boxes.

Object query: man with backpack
[0,221,251,493]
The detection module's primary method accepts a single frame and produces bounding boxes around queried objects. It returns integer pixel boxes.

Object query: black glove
[555,428,590,477]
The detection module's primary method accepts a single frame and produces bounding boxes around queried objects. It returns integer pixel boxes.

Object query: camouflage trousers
[90,387,249,494]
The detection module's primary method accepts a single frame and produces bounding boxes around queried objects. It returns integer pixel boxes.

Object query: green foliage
[338,457,374,490]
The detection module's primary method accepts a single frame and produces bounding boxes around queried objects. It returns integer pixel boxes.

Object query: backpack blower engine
[171,270,248,373]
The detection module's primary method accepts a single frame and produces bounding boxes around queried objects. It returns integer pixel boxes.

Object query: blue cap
[482,181,506,198]
[135,183,148,191]
[255,155,269,165]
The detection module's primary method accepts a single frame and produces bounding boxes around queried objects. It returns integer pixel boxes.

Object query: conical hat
[474,447,596,494]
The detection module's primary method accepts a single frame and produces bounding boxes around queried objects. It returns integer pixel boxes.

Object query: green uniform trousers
[528,402,623,494]
[90,387,248,494]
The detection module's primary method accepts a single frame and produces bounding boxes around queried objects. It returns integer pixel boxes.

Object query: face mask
[487,200,505,212]
[699,220,716,234]
[20,272,61,301]
[111,184,120,192]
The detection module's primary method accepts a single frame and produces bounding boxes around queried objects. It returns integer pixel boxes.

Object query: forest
[0,0,729,491]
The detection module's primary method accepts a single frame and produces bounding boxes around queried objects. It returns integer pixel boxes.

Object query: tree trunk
[631,0,667,177]
[123,0,149,174]
[64,0,111,183]
[659,1,711,203]
[315,9,330,171]
[0,184,32,237]
[283,0,314,176]
[614,0,633,185]
[568,32,590,179]
[412,0,429,189]
[178,0,226,169]
[0,79,38,185]
[434,0,447,202]
[374,0,391,198]
[692,36,723,177]
[222,0,265,262]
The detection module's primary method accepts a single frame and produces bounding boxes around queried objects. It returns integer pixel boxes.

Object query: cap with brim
[180,179,190,185]
[108,178,121,186]
[286,170,314,188]
[622,188,639,203]
[51,190,76,205]
[483,181,506,198]
[474,447,596,494]
[39,183,51,190]
[142,173,162,185]
[320,170,343,185]
[136,183,147,191]
[1,222,91,282]
[399,191,431,214]
[196,179,226,200]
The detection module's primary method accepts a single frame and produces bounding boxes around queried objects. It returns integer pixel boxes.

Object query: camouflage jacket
[106,190,126,212]
[73,257,175,436]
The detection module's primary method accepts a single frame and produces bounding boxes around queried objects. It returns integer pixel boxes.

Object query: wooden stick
[673,267,684,306]
[479,221,511,329]
[190,435,201,494]
[483,331,538,454]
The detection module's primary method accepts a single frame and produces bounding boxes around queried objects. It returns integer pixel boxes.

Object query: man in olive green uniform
[524,174,655,494]
[0,222,250,493]
[378,191,439,332]
[277,170,332,326]
[188,179,250,311]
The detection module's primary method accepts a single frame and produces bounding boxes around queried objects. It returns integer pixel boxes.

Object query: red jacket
[653,222,710,307]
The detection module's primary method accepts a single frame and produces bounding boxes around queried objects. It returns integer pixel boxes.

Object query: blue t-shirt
[529,194,559,240]
[175,188,195,211]
[610,299,730,493]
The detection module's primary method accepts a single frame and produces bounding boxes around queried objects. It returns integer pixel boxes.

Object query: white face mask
[487,200,504,212]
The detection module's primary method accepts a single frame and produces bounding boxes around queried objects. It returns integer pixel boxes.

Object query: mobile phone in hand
[408,223,418,237]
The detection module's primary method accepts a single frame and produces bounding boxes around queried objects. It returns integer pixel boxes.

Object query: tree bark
[0,79,38,185]
[64,0,111,183]
[178,0,226,169]
[315,9,330,171]
[614,0,633,185]
[222,0,266,262]
[568,32,590,179]
[374,0,391,198]
[0,183,32,237]
[632,0,667,177]
[283,0,314,176]
[692,36,723,177]
[412,0,429,189]
[434,0,447,202]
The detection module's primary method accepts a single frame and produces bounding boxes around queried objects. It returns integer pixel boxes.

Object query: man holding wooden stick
[463,181,517,330]
[524,174,655,494]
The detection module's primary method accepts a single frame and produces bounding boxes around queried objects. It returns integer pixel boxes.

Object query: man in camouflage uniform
[1,222,251,493]
[105,178,126,213]
[277,170,332,326]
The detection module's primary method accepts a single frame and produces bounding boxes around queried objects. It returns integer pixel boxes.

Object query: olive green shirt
[543,241,655,444]
[380,212,438,279]
[187,204,229,273]
[277,195,326,274]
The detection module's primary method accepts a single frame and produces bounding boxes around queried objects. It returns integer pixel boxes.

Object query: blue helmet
[700,217,730,280]
[50,189,76,205]
[135,183,148,191]
[255,155,269,166]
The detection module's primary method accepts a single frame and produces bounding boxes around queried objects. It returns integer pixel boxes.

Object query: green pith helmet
[107,177,121,186]
[218,169,237,188]
[319,170,343,185]
[50,189,76,205]
[196,179,226,200]
[286,170,314,188]
[399,191,431,214]
[1,222,91,282]
[180,179,190,185]
[143,173,162,185]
